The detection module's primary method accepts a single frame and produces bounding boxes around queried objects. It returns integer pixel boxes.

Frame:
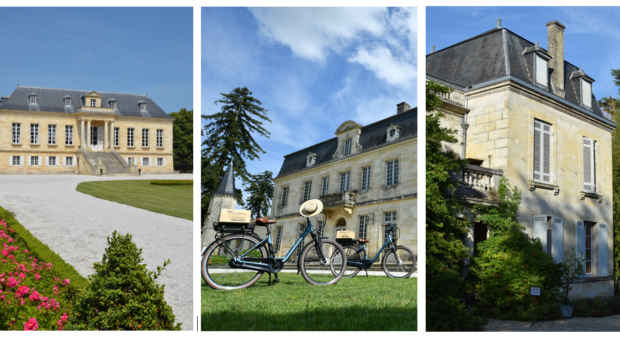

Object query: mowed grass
[76,180,192,220]
[202,273,417,331]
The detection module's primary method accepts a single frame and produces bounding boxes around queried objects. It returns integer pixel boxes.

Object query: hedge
[150,180,193,186]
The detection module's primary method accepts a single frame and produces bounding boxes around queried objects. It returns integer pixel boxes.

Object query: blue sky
[203,7,417,200]
[0,7,193,114]
[427,7,620,103]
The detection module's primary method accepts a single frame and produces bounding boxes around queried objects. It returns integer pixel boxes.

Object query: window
[142,158,149,166]
[29,95,37,104]
[49,156,56,166]
[90,99,96,107]
[340,172,351,191]
[12,156,21,166]
[157,158,163,167]
[65,126,73,145]
[533,120,551,183]
[127,157,134,165]
[362,166,371,190]
[110,101,117,109]
[585,224,592,274]
[64,98,71,106]
[281,187,289,207]
[139,103,146,111]
[387,160,399,186]
[48,125,56,145]
[142,129,149,147]
[385,211,397,224]
[358,215,368,240]
[66,157,73,166]
[157,129,163,148]
[535,55,548,87]
[12,123,20,144]
[344,139,352,156]
[582,79,592,109]
[321,177,329,196]
[274,226,283,253]
[30,124,39,144]
[303,181,312,201]
[583,137,596,192]
[30,156,38,166]
[127,128,134,147]
[114,127,119,147]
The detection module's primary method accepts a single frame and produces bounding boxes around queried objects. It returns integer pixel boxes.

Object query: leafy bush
[66,231,181,330]
[150,180,193,186]
[468,230,562,320]
[427,272,486,331]
[0,218,76,331]
[559,250,586,305]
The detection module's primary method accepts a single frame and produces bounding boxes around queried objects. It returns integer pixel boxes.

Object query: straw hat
[299,199,324,217]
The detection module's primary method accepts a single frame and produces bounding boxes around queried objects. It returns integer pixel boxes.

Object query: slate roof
[427,27,610,123]
[213,161,238,198]
[275,107,416,179]
[0,86,172,119]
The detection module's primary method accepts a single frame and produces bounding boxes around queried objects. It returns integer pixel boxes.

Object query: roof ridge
[14,86,148,97]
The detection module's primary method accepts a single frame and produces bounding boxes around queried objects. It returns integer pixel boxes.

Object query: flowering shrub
[66,231,181,330]
[0,219,74,330]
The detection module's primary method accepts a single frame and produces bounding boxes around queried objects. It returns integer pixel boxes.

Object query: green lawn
[76,180,193,220]
[202,273,417,331]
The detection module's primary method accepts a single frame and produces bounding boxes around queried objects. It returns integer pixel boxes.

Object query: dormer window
[29,94,37,104]
[344,139,352,156]
[523,41,551,90]
[570,66,595,111]
[108,99,117,109]
[581,78,592,109]
[386,123,401,142]
[306,152,316,167]
[138,101,147,111]
[63,97,71,106]
[535,55,548,88]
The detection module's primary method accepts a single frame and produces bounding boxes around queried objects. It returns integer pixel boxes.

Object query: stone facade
[0,87,174,175]
[428,21,615,298]
[262,104,417,265]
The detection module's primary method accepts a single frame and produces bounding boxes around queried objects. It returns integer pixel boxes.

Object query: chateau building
[427,20,615,297]
[0,86,174,175]
[266,103,417,263]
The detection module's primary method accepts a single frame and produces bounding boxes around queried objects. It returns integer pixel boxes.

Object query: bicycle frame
[346,233,397,269]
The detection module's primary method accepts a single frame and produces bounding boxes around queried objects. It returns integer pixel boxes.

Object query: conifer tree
[244,171,275,218]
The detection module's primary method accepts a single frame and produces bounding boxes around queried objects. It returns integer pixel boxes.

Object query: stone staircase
[78,149,138,176]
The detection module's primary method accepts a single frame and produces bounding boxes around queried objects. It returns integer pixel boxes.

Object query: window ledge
[382,183,400,189]
[156,147,165,150]
[30,143,40,146]
[11,143,21,146]
[579,191,603,204]
[127,146,136,149]
[114,145,120,148]
[48,144,58,147]
[65,144,75,147]
[527,180,559,195]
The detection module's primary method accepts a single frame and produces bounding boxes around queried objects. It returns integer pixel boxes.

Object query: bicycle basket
[213,222,255,233]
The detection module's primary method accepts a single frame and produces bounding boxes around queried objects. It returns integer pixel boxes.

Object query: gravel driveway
[0,174,193,330]
[484,315,620,331]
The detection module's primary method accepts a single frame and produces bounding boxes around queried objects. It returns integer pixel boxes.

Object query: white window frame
[340,171,351,192]
[362,166,371,190]
[533,120,552,184]
[11,156,22,166]
[48,156,56,166]
[344,139,352,156]
[139,103,146,111]
[12,123,20,144]
[581,79,592,109]
[142,129,149,147]
[274,226,283,253]
[321,177,329,196]
[30,156,39,166]
[64,98,71,106]
[157,158,164,167]
[127,128,134,147]
[30,124,39,145]
[358,215,368,240]
[48,124,56,145]
[387,159,399,186]
[303,181,312,202]
[110,101,117,109]
[90,99,96,107]
[583,137,596,193]
[157,129,163,148]
[29,95,37,104]
[281,187,289,207]
[65,125,73,145]
[65,156,73,166]
[534,54,548,88]
[142,157,150,167]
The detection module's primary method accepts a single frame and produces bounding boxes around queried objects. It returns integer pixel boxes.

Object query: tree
[170,108,193,172]
[244,171,274,218]
[426,81,485,331]
[201,87,271,222]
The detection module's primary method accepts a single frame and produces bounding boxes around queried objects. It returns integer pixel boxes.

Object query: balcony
[453,164,503,204]
[320,191,356,214]
[439,88,466,107]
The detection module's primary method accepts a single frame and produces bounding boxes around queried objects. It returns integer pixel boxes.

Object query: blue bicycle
[202,200,347,290]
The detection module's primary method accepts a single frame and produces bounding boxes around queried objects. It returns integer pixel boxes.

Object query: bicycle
[334,223,415,279]
[202,199,347,290]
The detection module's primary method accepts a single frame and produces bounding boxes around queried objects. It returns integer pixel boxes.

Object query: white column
[86,120,91,149]
[104,121,109,149]
[80,120,85,148]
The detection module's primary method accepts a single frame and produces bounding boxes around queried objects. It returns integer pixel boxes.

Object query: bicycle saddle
[255,217,277,226]
[357,239,369,243]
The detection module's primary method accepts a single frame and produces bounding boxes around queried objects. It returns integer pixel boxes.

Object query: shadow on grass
[202,306,416,331]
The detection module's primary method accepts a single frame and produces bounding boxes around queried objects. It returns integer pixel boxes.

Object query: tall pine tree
[244,171,275,219]
[201,87,271,223]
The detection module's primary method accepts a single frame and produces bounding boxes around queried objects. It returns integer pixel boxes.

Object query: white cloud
[249,7,387,62]
[348,45,416,88]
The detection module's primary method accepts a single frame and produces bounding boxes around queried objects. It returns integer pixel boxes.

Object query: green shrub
[427,272,487,331]
[150,180,193,186]
[66,231,181,330]
[468,230,562,320]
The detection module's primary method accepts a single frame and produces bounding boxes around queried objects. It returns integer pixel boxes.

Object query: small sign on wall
[530,286,541,296]
[219,209,251,223]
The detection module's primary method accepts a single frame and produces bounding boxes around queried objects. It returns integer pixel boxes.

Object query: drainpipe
[460,95,469,160]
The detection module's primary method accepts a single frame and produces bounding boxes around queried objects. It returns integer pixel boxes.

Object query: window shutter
[552,218,564,263]
[163,158,166,166]
[533,215,547,253]
[576,221,586,260]
[20,156,23,166]
[38,156,42,166]
[9,156,12,166]
[598,223,608,277]
[149,158,152,166]
[583,138,594,192]
[125,157,129,164]
[45,156,49,167]
[535,56,547,86]
[542,124,551,182]
[27,156,31,166]
[533,122,541,181]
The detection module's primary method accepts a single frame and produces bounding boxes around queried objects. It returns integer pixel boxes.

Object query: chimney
[546,20,566,98]
[431,45,435,53]
[497,19,501,28]
[397,102,410,114]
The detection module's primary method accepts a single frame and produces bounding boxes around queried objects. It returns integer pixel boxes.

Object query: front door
[90,126,103,151]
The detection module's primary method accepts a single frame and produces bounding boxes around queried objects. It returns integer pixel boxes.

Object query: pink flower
[54,277,59,281]
[60,313,69,322]
[24,318,38,331]
[7,277,18,288]
[15,285,29,297]
[35,273,40,281]
[29,290,41,301]
[63,279,70,285]
[53,285,59,295]
[19,273,26,279]
[23,249,30,254]
[1,249,7,257]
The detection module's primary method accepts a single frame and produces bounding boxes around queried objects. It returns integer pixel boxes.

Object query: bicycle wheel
[334,245,364,278]
[202,234,268,290]
[300,239,346,285]
[382,246,415,279]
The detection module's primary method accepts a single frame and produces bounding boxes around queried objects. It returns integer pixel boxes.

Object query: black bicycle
[334,223,415,279]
